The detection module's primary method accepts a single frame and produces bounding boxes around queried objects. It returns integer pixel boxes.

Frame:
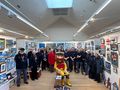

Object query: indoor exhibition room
[0,0,120,90]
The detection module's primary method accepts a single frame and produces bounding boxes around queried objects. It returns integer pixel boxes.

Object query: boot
[61,79,65,86]
[66,79,72,86]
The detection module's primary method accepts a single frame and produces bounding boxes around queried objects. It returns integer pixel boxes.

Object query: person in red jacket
[48,48,55,73]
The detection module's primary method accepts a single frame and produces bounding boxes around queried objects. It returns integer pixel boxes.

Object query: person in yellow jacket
[54,52,72,86]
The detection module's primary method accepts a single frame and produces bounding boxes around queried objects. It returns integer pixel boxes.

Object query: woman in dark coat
[28,51,38,80]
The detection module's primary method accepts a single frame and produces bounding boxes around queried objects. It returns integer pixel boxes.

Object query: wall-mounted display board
[0,39,5,50]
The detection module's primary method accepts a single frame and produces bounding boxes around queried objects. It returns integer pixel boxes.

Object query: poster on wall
[56,43,64,50]
[110,44,118,51]
[6,40,14,48]
[77,42,82,49]
[0,39,5,50]
[105,61,111,74]
[110,36,118,44]
[64,43,75,49]
[46,43,56,49]
[111,52,118,67]
[39,43,45,48]
[113,82,119,90]
[107,51,111,61]
[118,44,120,55]
[113,67,118,74]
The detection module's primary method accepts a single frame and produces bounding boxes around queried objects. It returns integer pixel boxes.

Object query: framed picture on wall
[0,38,5,50]
[110,44,118,51]
[105,61,111,74]
[113,67,118,74]
[0,62,6,73]
[118,44,120,55]
[56,43,64,50]
[6,39,14,48]
[111,52,118,67]
[107,52,111,61]
[113,82,119,90]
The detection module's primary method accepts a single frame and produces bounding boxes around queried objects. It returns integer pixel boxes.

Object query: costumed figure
[54,52,72,86]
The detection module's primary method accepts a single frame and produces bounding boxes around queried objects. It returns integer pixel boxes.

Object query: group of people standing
[64,48,104,83]
[14,47,104,87]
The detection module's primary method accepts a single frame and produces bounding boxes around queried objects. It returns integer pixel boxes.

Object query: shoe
[24,82,29,84]
[66,79,72,87]
[17,84,20,87]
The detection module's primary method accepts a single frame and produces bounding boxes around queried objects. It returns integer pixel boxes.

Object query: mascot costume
[54,52,72,86]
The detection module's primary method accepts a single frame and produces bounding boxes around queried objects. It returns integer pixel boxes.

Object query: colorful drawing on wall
[111,52,118,67]
[46,43,56,49]
[110,44,118,51]
[113,67,118,74]
[77,42,82,49]
[105,61,111,74]
[6,40,14,48]
[56,43,64,50]
[113,82,119,90]
[64,43,75,49]
[0,39,5,50]
[107,51,111,61]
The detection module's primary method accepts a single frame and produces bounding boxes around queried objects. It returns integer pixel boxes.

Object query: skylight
[46,0,73,8]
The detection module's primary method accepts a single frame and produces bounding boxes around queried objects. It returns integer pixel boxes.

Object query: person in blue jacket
[14,48,28,87]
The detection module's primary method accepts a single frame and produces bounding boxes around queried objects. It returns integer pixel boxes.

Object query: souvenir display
[105,61,111,74]
[111,52,118,67]
[0,39,5,50]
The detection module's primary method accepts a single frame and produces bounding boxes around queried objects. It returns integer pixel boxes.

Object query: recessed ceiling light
[25,36,28,38]
[90,18,96,22]
[0,29,4,33]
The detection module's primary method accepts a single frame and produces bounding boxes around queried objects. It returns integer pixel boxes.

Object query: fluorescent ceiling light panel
[0,2,48,37]
[74,0,112,37]
[95,0,112,15]
[46,0,73,8]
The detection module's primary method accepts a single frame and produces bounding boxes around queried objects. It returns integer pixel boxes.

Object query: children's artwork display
[111,52,118,67]
[110,44,118,51]
[56,43,64,50]
[0,39,5,50]
[105,61,111,74]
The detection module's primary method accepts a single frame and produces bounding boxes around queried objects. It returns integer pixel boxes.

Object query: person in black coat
[42,49,48,71]
[14,48,28,87]
[28,51,38,80]
[89,52,96,79]
[95,53,104,83]
[36,49,43,67]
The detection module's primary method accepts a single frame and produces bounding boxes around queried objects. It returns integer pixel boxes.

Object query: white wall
[37,18,88,41]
